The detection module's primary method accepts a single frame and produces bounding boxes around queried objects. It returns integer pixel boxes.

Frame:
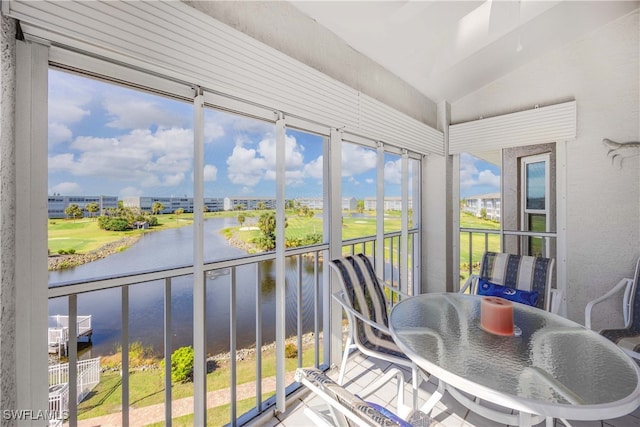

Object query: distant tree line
[97,204,159,231]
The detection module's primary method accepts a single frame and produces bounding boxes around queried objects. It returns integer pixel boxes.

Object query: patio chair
[460,251,561,313]
[295,367,434,426]
[585,256,640,360]
[329,255,424,393]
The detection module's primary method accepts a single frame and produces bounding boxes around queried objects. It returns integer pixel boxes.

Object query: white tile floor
[252,354,640,427]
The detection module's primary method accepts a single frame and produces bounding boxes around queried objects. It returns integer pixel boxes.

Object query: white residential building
[463,193,501,221]
[47,195,118,219]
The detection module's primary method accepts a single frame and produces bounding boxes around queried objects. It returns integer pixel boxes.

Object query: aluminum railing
[49,244,329,427]
[49,357,100,410]
[459,227,557,285]
[47,230,418,426]
[341,229,419,297]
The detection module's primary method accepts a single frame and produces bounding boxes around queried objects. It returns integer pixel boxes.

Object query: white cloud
[226,145,266,186]
[203,164,218,182]
[103,95,185,130]
[162,173,185,187]
[49,127,194,189]
[303,156,323,179]
[120,186,142,197]
[205,109,274,136]
[477,169,500,188]
[48,70,94,145]
[49,122,73,145]
[342,143,376,176]
[226,134,309,187]
[384,159,402,184]
[459,153,480,191]
[258,135,305,171]
[365,178,374,184]
[50,182,81,195]
[204,120,225,142]
[48,71,93,125]
[459,153,500,195]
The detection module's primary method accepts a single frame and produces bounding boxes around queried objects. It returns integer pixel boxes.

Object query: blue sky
[48,69,499,200]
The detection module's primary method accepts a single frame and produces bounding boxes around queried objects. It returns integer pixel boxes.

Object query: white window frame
[520,153,551,256]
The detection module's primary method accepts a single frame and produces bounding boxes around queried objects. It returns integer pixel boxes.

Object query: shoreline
[48,235,142,271]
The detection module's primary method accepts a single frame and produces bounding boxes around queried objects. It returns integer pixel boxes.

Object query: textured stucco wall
[183,1,437,129]
[452,11,640,325]
[0,13,17,423]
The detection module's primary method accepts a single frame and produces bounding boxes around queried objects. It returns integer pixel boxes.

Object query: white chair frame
[585,256,640,361]
[295,367,434,427]
[329,255,428,409]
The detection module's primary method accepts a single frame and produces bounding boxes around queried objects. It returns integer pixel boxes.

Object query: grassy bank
[47,211,245,254]
[78,343,317,420]
[49,209,500,280]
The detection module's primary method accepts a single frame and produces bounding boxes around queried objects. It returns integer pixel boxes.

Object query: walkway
[77,372,296,427]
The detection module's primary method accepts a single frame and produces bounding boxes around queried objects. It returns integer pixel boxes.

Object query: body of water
[48,217,323,358]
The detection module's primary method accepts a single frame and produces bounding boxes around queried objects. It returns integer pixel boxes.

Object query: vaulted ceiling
[290,1,639,103]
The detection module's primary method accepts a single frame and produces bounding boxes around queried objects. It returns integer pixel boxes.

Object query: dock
[48,315,93,355]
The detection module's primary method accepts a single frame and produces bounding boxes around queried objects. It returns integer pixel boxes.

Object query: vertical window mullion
[192,88,206,426]
[275,113,286,412]
[376,142,385,277]
[401,150,409,294]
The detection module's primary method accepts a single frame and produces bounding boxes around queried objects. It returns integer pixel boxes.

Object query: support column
[0,14,17,423]
[422,101,453,293]
[328,128,343,368]
[556,140,568,317]
[14,36,49,425]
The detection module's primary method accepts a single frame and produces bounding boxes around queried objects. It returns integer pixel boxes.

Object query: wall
[452,10,640,325]
[184,1,438,129]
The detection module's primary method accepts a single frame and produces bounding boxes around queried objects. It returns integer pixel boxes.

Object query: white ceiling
[290,1,639,103]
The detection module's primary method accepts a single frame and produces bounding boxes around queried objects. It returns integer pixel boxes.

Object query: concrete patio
[254,354,640,427]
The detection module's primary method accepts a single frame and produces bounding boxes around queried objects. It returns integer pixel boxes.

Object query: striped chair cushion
[332,254,407,359]
[296,368,408,427]
[479,252,553,310]
[599,328,640,353]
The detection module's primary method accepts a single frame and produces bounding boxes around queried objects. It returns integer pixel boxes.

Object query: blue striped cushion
[332,254,407,359]
[479,252,552,310]
[297,368,408,426]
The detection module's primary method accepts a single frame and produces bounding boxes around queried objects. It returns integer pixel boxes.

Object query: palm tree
[85,202,99,219]
[64,204,83,221]
[174,208,184,223]
[152,201,165,215]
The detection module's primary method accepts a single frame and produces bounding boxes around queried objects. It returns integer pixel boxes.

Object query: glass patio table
[389,293,640,426]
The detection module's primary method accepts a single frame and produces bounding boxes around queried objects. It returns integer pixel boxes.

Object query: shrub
[285,343,298,359]
[57,248,76,255]
[161,346,194,383]
[98,216,130,231]
[101,341,157,370]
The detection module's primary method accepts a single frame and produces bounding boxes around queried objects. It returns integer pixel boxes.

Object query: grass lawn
[78,343,317,420]
[458,212,501,284]
[145,394,273,427]
[47,211,244,254]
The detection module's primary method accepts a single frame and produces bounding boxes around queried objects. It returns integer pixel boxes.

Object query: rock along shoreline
[48,235,142,271]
